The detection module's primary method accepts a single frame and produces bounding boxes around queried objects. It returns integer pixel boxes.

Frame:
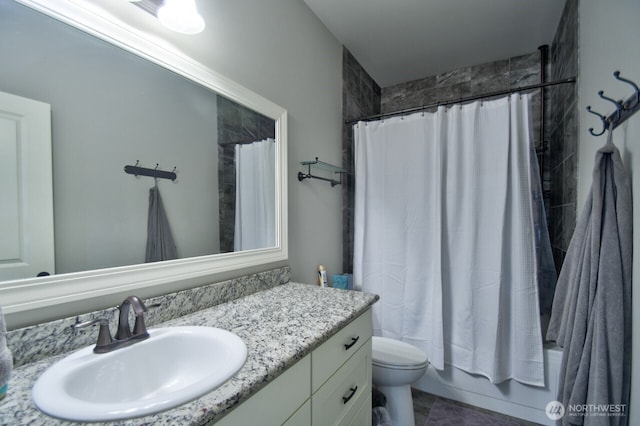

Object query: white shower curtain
[354,94,544,386]
[234,138,276,251]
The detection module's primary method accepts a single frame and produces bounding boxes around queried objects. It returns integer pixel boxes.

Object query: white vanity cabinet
[214,309,373,425]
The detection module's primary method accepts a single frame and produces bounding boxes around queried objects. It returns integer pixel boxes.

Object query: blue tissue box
[332,274,352,290]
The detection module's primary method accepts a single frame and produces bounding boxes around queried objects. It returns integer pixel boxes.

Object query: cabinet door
[214,355,310,425]
[284,399,311,426]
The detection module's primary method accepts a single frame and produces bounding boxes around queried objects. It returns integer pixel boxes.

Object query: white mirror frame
[0,0,288,317]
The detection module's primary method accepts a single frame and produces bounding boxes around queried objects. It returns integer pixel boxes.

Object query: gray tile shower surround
[342,0,579,277]
[342,48,381,273]
[342,49,546,278]
[547,0,579,272]
[0,270,378,425]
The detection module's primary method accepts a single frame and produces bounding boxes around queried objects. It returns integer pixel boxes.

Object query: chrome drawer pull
[342,386,358,404]
[344,336,360,350]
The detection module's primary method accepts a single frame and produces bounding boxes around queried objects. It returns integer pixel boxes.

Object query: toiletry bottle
[318,265,328,287]
[0,305,12,401]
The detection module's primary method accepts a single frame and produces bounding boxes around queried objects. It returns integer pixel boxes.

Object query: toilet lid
[372,336,428,368]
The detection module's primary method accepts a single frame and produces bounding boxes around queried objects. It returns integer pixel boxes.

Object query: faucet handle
[133,315,149,338]
[132,302,160,337]
[75,318,113,353]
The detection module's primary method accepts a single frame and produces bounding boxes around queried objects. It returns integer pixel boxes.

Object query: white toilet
[372,336,429,426]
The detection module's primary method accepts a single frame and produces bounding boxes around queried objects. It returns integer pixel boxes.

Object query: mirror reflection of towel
[145,186,177,263]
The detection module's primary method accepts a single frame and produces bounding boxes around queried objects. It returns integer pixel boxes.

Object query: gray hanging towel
[546,131,631,425]
[145,185,178,263]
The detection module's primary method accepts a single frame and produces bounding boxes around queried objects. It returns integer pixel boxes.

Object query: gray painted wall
[145,0,344,284]
[578,0,640,416]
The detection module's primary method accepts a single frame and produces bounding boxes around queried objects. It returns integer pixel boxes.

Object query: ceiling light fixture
[157,0,205,35]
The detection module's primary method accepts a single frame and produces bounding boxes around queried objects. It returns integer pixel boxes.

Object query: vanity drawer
[311,340,371,426]
[312,309,372,391]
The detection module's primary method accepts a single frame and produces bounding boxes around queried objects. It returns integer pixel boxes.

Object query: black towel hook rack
[587,71,640,136]
[124,161,177,181]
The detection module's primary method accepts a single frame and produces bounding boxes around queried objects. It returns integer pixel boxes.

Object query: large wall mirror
[0,0,288,322]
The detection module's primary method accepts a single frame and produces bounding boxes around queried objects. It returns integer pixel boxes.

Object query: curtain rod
[345,77,577,125]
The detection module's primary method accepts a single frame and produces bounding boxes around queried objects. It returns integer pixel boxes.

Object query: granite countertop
[0,282,378,425]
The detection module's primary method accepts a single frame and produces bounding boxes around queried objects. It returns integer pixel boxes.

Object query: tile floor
[412,388,542,425]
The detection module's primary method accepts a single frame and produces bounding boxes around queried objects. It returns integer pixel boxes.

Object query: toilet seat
[372,336,428,370]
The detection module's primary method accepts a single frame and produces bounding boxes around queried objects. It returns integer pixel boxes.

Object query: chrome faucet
[75,295,150,353]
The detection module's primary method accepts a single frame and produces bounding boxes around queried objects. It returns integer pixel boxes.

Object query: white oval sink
[32,326,247,422]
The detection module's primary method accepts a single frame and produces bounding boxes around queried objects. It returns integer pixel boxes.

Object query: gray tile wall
[341,50,545,274]
[381,51,544,147]
[548,0,579,272]
[382,54,540,109]
[341,48,381,273]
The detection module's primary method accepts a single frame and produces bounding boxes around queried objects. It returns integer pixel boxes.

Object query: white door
[0,90,54,280]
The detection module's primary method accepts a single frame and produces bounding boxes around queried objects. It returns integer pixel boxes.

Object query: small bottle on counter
[318,265,328,287]
[0,305,12,402]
